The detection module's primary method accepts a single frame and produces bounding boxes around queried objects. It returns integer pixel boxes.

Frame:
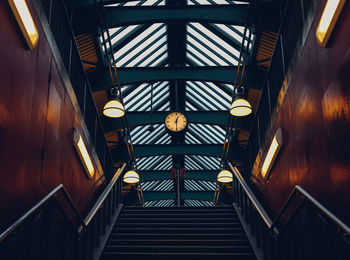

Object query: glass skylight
[184,199,213,207]
[122,82,170,111]
[144,199,174,207]
[106,0,166,7]
[186,124,226,144]
[131,124,171,145]
[141,179,174,191]
[137,155,172,170]
[185,155,220,170]
[186,81,234,111]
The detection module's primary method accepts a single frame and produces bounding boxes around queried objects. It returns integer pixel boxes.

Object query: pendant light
[230,86,252,117]
[123,169,140,184]
[217,169,233,183]
[103,88,125,118]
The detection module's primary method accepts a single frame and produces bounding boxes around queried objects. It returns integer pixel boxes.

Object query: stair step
[114,222,242,228]
[106,239,250,246]
[113,227,244,234]
[119,213,237,218]
[111,233,248,240]
[101,252,256,260]
[117,217,240,223]
[103,245,253,253]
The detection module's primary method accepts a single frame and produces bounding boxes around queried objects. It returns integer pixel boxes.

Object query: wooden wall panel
[252,1,350,224]
[0,0,103,232]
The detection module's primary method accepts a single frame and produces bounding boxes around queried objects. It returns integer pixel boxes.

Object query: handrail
[84,163,126,226]
[229,162,350,237]
[271,185,350,236]
[229,163,273,228]
[0,163,126,242]
[0,184,86,243]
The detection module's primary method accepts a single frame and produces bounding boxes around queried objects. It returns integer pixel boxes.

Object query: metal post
[176,169,181,207]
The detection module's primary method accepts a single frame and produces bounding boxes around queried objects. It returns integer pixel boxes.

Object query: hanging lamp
[103,88,125,118]
[123,169,140,184]
[217,169,233,183]
[230,86,252,117]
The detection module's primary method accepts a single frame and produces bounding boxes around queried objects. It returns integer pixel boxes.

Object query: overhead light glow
[217,169,233,183]
[103,99,125,118]
[123,170,140,184]
[8,0,39,49]
[316,0,346,47]
[74,129,95,179]
[230,98,252,117]
[261,128,283,178]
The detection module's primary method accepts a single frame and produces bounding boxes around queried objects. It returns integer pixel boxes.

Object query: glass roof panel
[137,155,172,170]
[184,199,213,207]
[185,81,234,111]
[185,155,220,170]
[122,82,170,112]
[106,0,166,7]
[186,124,226,144]
[131,124,171,145]
[188,0,249,5]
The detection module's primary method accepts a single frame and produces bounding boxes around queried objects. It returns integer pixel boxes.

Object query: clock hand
[175,117,178,130]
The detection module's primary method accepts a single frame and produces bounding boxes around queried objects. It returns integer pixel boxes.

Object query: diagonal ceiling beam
[112,143,244,161]
[88,66,264,91]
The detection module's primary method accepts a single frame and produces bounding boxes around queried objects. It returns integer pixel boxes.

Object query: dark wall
[252,0,350,224]
[0,0,103,231]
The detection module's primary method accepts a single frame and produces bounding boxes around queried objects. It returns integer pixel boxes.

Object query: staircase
[100,206,257,260]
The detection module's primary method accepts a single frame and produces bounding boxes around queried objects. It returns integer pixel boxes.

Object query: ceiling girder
[102,111,252,132]
[112,143,244,161]
[139,170,219,181]
[103,5,249,27]
[88,66,264,91]
[142,191,214,201]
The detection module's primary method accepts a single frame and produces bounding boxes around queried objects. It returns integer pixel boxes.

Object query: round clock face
[165,112,187,132]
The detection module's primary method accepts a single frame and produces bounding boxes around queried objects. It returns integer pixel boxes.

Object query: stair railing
[229,162,350,260]
[0,163,126,260]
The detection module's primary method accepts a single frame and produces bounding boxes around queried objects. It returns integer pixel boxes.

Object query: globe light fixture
[103,89,125,118]
[230,98,252,117]
[217,169,233,183]
[123,170,140,184]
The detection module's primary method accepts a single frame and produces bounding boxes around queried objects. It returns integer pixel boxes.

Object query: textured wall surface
[0,0,103,231]
[252,0,350,224]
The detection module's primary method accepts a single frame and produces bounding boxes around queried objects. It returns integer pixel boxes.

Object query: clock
[165,112,187,132]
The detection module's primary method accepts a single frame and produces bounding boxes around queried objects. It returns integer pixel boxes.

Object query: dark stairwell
[101,206,257,260]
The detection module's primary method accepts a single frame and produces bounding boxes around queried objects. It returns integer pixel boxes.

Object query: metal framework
[71,0,280,205]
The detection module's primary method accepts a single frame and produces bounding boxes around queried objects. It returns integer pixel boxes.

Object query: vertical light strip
[316,0,346,47]
[74,129,95,179]
[261,128,283,179]
[8,0,39,49]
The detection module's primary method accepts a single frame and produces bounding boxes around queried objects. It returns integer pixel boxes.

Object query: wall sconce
[261,127,283,179]
[73,128,95,179]
[8,0,39,50]
[316,0,346,47]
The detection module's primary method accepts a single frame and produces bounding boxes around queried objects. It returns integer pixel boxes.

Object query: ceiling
[71,0,280,206]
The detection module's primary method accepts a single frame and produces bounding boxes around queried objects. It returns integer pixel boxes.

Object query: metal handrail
[229,162,350,237]
[84,163,126,226]
[0,184,86,242]
[271,185,350,236]
[229,163,273,228]
[0,163,126,242]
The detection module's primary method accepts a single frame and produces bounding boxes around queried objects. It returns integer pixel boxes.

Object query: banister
[84,163,126,226]
[0,184,86,242]
[229,162,350,237]
[229,163,273,228]
[0,163,126,242]
[271,185,350,236]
